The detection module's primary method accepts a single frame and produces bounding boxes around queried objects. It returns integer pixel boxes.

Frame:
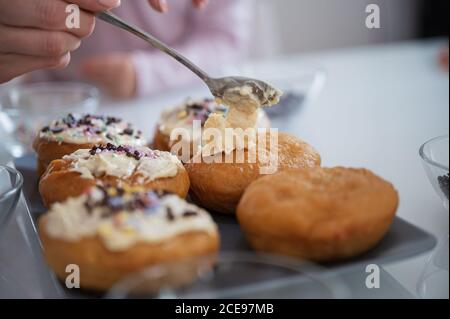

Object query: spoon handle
[97,11,210,82]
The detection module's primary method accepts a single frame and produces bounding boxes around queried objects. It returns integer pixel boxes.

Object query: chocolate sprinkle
[183,211,198,218]
[51,128,64,134]
[84,127,102,135]
[89,146,103,156]
[133,150,143,160]
[87,144,154,161]
[188,103,205,111]
[63,113,77,126]
[122,128,134,136]
[166,207,175,221]
[106,116,121,125]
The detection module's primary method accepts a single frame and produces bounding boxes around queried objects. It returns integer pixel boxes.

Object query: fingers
[69,0,121,12]
[0,25,80,57]
[148,0,208,12]
[192,0,208,9]
[0,0,95,38]
[148,0,168,13]
[0,53,70,83]
[0,0,123,84]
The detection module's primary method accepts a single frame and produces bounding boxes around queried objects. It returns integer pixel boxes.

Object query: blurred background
[249,0,448,58]
[1,0,448,91]
[1,0,447,90]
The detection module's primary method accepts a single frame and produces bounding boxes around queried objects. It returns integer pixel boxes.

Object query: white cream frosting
[202,84,282,156]
[137,155,179,181]
[39,114,146,146]
[64,147,181,182]
[44,189,217,251]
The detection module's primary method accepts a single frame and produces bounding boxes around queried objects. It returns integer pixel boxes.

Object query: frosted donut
[39,186,219,291]
[33,113,146,176]
[39,144,189,207]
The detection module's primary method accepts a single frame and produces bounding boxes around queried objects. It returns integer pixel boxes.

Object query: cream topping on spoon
[202,82,282,155]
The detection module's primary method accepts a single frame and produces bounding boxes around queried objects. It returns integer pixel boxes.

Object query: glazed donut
[39,144,189,207]
[152,98,271,160]
[185,132,321,214]
[39,186,219,291]
[237,167,399,262]
[33,113,146,176]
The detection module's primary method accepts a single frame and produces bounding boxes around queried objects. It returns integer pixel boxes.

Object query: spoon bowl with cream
[206,76,282,109]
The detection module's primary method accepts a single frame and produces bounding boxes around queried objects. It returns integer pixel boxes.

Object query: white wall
[250,0,422,58]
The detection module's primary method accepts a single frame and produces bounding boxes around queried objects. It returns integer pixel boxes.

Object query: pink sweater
[28,0,251,96]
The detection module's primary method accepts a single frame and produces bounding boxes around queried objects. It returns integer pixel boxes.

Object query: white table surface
[96,39,449,298]
[1,39,448,298]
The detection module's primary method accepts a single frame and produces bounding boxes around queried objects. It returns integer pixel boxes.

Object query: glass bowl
[0,82,99,157]
[419,135,449,210]
[106,252,349,299]
[0,165,23,233]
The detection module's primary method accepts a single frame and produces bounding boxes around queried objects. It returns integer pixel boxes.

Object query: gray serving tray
[14,154,436,298]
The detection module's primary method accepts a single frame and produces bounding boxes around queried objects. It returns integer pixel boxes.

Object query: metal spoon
[97,11,279,106]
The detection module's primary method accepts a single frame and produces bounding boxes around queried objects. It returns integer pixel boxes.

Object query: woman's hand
[0,0,121,84]
[82,53,137,99]
[148,0,208,13]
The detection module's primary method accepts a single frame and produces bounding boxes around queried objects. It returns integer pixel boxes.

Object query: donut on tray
[33,113,146,176]
[237,167,399,262]
[39,186,219,291]
[39,144,189,207]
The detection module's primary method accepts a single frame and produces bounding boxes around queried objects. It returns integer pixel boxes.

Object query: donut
[39,186,219,291]
[33,113,146,176]
[185,132,321,214]
[237,167,399,262]
[152,98,270,160]
[39,144,189,207]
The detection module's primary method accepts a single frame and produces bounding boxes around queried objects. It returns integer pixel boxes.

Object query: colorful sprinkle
[183,211,198,218]
[166,207,175,221]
